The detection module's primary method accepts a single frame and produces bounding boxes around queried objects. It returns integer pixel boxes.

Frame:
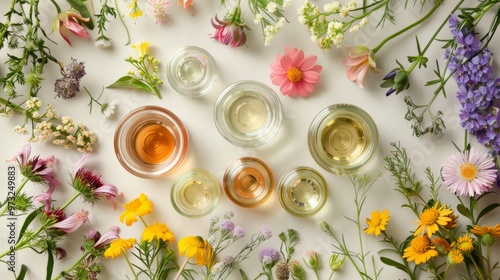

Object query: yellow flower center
[286,67,304,82]
[420,208,439,226]
[411,235,432,254]
[459,163,477,181]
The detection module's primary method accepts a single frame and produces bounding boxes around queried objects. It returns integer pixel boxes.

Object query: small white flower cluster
[10,97,96,152]
[298,0,369,51]
[251,0,291,46]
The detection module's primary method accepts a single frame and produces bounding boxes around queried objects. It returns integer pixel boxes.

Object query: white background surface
[1,0,499,279]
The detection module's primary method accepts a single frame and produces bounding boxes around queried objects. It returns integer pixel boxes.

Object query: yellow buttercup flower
[414,203,453,237]
[132,41,151,58]
[452,234,474,254]
[127,0,143,19]
[120,193,153,226]
[403,235,438,264]
[364,209,390,237]
[142,222,175,243]
[104,238,136,259]
[178,236,212,266]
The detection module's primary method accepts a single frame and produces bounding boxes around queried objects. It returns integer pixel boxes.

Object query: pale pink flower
[442,149,497,196]
[8,144,59,193]
[34,192,52,212]
[52,9,90,46]
[148,0,169,24]
[211,12,247,47]
[178,0,193,14]
[342,46,379,88]
[270,47,322,97]
[73,153,119,207]
[87,226,120,249]
[52,210,90,233]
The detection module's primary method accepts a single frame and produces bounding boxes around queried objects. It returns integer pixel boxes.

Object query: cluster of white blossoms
[9,96,96,152]
[252,0,292,46]
[298,0,369,51]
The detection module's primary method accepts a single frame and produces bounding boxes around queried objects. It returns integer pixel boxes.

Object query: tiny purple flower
[260,226,272,240]
[232,226,245,239]
[223,255,235,265]
[220,219,235,232]
[258,247,280,263]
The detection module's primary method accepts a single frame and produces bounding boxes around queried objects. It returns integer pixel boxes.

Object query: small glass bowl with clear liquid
[278,166,328,217]
[308,104,378,175]
[167,46,217,97]
[171,168,221,217]
[214,80,283,147]
[114,106,189,179]
[223,157,274,207]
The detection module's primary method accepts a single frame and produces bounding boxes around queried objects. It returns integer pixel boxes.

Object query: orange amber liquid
[134,123,175,164]
[234,168,267,200]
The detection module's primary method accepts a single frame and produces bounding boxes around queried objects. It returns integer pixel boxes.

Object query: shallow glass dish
[278,166,328,217]
[223,157,274,207]
[214,80,283,147]
[114,106,189,178]
[167,46,217,97]
[308,104,378,175]
[171,168,221,217]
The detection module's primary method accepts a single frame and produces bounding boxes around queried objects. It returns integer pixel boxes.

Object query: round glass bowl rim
[170,168,221,218]
[214,80,283,148]
[223,157,274,208]
[278,166,328,217]
[308,103,379,175]
[166,46,217,97]
[114,105,188,179]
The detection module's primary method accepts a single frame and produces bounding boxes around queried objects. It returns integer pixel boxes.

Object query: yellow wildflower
[364,209,390,237]
[403,235,438,264]
[128,0,143,19]
[414,203,453,237]
[447,249,464,266]
[104,238,136,259]
[120,193,153,226]
[178,236,213,266]
[470,224,500,237]
[142,222,175,243]
[452,234,474,254]
[132,41,151,58]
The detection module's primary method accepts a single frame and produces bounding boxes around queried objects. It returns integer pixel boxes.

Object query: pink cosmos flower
[342,46,379,88]
[178,0,193,14]
[270,47,322,97]
[211,14,247,48]
[52,209,90,233]
[73,153,119,207]
[8,144,58,193]
[52,9,90,46]
[442,149,497,196]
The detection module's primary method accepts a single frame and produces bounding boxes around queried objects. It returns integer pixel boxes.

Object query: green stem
[59,192,81,211]
[467,253,486,280]
[52,251,90,280]
[0,177,30,217]
[123,249,138,280]
[50,0,61,14]
[486,244,492,280]
[139,216,148,228]
[372,0,444,53]
[0,225,45,259]
[114,0,130,45]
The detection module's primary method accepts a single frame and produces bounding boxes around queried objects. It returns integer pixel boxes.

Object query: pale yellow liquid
[134,123,175,165]
[178,57,203,83]
[228,94,267,134]
[321,117,365,161]
[180,180,209,207]
[289,179,319,208]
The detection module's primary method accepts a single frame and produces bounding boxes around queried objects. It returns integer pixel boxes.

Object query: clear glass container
[171,168,221,217]
[114,106,189,178]
[278,166,328,217]
[167,46,217,97]
[308,104,378,175]
[223,157,274,207]
[214,80,283,147]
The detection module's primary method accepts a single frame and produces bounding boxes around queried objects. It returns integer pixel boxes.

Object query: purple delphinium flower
[258,247,280,263]
[447,13,500,154]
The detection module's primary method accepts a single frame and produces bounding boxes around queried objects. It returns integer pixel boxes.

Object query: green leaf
[16,264,27,280]
[477,203,500,222]
[17,209,38,244]
[107,76,160,97]
[457,204,474,221]
[46,246,54,280]
[66,0,94,30]
[380,257,407,273]
[239,269,248,280]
